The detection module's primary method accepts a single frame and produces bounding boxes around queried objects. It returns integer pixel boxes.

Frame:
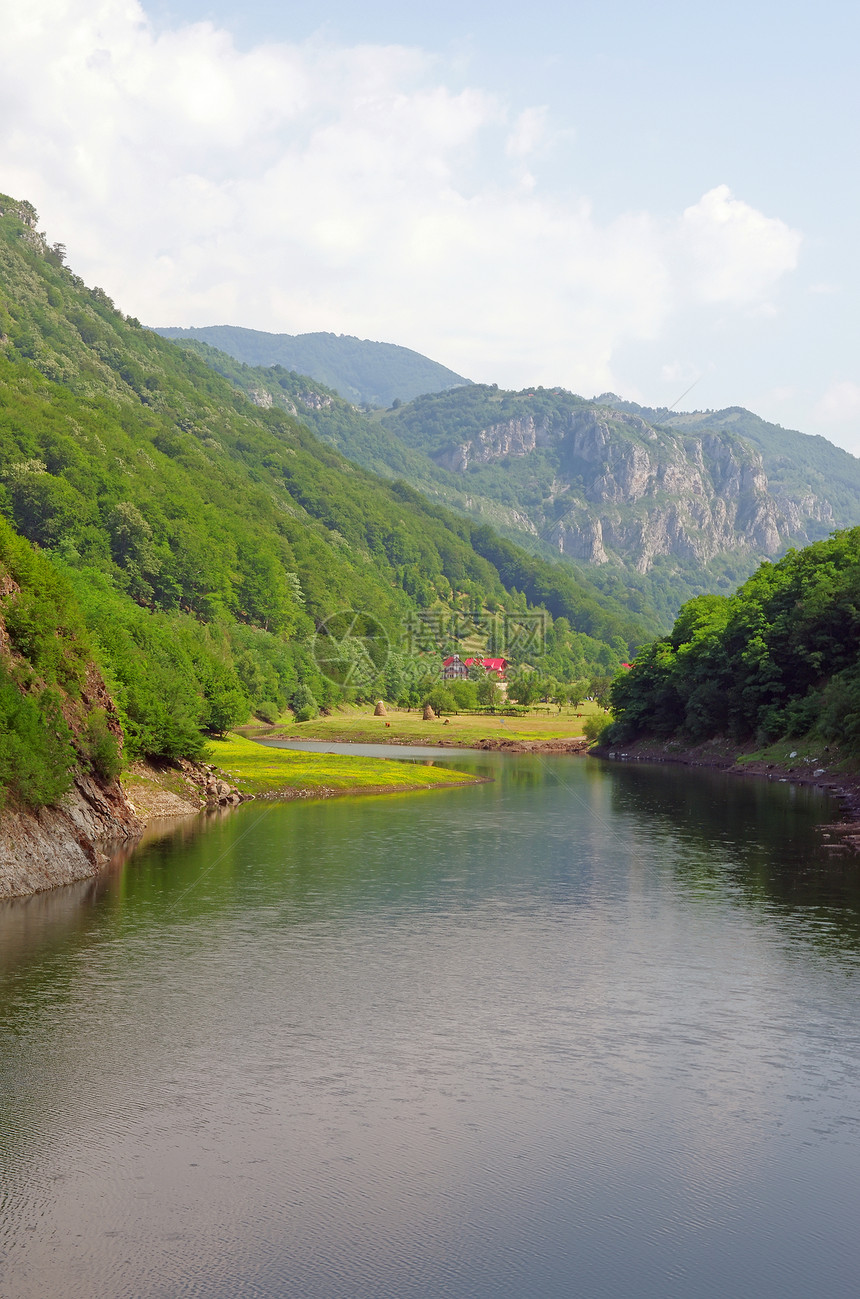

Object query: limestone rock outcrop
[431,404,833,574]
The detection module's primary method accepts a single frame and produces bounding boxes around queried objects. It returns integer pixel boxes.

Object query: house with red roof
[442,655,508,680]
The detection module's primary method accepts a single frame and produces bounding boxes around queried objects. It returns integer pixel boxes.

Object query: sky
[1,0,859,451]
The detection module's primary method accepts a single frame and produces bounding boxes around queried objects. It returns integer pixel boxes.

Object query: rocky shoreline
[0,768,142,901]
[0,758,251,902]
[123,758,251,822]
[373,735,589,755]
[256,727,590,756]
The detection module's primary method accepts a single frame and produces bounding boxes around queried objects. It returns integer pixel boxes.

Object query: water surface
[1,755,858,1298]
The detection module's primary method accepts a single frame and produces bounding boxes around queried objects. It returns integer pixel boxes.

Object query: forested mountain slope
[153,324,470,408]
[175,347,860,624]
[0,194,646,774]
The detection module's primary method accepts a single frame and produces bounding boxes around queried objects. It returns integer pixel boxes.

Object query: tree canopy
[610,528,860,754]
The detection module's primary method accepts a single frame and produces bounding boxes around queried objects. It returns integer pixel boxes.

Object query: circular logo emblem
[312,610,390,687]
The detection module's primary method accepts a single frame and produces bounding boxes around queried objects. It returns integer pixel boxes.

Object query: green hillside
[165,340,446,485]
[610,527,860,757]
[153,324,470,408]
[161,344,677,628]
[0,516,121,810]
[0,194,646,785]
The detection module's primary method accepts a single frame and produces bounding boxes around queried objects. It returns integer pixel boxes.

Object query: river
[1,750,859,1298]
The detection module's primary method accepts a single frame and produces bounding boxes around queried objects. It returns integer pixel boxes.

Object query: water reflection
[599,759,860,949]
[0,755,858,1299]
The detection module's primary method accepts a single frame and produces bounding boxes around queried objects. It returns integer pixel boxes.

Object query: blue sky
[2,1,859,450]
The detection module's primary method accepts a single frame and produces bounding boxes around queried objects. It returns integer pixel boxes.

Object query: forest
[608,528,860,755]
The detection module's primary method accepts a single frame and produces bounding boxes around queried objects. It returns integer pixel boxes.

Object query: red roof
[442,655,507,672]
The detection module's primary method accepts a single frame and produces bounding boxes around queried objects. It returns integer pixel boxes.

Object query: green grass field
[250,704,596,749]
[209,732,483,798]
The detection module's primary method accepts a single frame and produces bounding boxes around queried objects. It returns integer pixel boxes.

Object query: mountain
[152,324,471,408]
[161,345,668,626]
[0,193,648,794]
[374,385,860,617]
[380,386,860,566]
[170,344,860,624]
[638,402,860,528]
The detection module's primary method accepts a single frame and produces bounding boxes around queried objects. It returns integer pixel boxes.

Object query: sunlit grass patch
[210,732,481,798]
[260,704,596,748]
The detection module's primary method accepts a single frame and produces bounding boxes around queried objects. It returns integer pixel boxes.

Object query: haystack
[422,703,436,720]
[374,700,387,717]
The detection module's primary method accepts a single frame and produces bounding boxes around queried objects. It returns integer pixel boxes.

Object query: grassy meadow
[208,732,484,798]
[247,703,599,748]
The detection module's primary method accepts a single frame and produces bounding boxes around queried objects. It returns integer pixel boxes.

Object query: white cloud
[747,302,779,319]
[768,386,796,404]
[0,1,803,394]
[660,360,701,385]
[678,185,801,306]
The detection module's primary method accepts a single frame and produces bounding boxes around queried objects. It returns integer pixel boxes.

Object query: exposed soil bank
[469,736,588,754]
[123,758,249,822]
[593,735,860,854]
[304,735,590,754]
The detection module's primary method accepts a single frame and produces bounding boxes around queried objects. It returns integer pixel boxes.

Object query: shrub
[80,707,122,781]
[254,700,281,725]
[582,711,613,746]
[422,684,456,716]
[291,684,319,722]
[450,680,478,710]
[0,670,75,809]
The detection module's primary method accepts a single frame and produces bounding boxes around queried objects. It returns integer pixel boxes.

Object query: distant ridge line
[152,324,471,409]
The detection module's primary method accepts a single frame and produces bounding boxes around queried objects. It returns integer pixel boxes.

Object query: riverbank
[1,733,489,902]
[243,704,596,753]
[122,732,486,823]
[207,733,488,799]
[594,734,860,852]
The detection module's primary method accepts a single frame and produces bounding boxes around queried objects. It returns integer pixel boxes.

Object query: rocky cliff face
[433,405,834,574]
[0,767,141,900]
[437,415,548,472]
